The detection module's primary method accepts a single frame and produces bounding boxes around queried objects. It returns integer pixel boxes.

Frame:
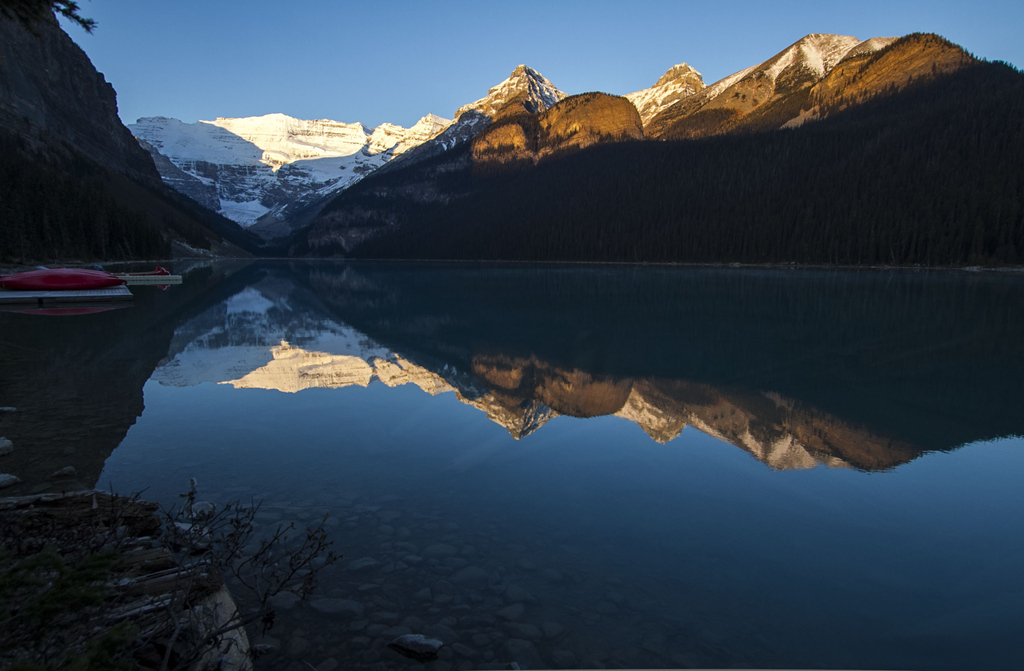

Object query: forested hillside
[347,60,1023,266]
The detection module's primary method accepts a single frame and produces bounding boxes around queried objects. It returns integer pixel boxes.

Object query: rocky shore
[0,490,251,670]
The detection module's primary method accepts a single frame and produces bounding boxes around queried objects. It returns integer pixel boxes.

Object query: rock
[378,524,394,536]
[317,658,340,671]
[401,615,426,630]
[381,625,413,638]
[496,603,526,621]
[348,619,368,632]
[504,585,536,603]
[414,587,433,602]
[552,649,578,668]
[348,556,379,572]
[0,438,13,456]
[450,566,490,586]
[541,621,564,639]
[371,595,399,610]
[0,474,21,489]
[286,635,310,658]
[423,623,459,644]
[369,611,399,624]
[365,624,389,637]
[424,543,459,557]
[309,598,364,618]
[540,568,563,582]
[444,557,470,570]
[268,591,301,611]
[501,638,545,670]
[403,554,424,564]
[46,466,76,479]
[503,622,542,641]
[596,601,618,615]
[451,642,478,659]
[460,544,478,557]
[387,634,443,662]
[0,407,16,412]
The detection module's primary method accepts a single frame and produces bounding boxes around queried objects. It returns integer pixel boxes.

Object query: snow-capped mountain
[644,33,898,136]
[455,65,567,119]
[130,112,450,234]
[377,65,568,176]
[626,63,706,126]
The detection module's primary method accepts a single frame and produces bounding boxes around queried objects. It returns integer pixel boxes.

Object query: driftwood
[0,490,251,671]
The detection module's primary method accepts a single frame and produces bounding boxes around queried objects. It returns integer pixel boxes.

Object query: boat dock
[0,285,133,308]
[115,274,182,285]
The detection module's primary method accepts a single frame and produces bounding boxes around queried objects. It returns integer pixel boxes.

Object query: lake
[1,261,1022,670]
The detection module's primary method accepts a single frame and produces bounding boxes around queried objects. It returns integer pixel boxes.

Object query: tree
[0,0,96,32]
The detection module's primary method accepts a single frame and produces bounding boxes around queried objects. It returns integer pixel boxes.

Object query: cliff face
[0,12,157,182]
[0,11,265,260]
[472,92,644,166]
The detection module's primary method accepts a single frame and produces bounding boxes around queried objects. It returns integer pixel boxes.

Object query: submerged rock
[387,633,443,662]
[309,598,364,618]
[0,474,21,489]
[0,438,13,456]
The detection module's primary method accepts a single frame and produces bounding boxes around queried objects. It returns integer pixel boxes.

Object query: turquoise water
[2,261,1022,670]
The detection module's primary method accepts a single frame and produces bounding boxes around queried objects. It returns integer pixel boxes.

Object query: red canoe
[0,268,127,291]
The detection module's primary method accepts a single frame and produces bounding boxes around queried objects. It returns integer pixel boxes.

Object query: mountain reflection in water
[149,262,1022,471]
[1,261,1021,486]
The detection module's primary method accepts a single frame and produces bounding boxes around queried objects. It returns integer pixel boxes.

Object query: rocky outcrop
[472,92,643,166]
[0,12,158,182]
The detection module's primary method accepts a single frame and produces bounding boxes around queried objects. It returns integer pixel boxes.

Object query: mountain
[625,63,706,126]
[644,33,931,138]
[311,33,1023,267]
[471,92,643,167]
[370,65,569,177]
[0,9,263,262]
[130,112,451,238]
[455,65,567,120]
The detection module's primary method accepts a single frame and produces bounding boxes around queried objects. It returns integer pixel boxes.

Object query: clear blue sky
[60,0,1024,129]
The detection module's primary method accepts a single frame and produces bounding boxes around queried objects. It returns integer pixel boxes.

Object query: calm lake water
[1,261,1022,670]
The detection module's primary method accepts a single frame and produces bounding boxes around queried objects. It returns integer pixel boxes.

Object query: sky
[59,0,1024,130]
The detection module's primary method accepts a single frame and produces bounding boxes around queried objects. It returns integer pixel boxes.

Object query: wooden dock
[115,274,182,285]
[0,285,133,307]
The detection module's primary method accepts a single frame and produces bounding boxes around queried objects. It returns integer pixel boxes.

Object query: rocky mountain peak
[455,64,567,120]
[627,62,706,125]
[654,63,704,89]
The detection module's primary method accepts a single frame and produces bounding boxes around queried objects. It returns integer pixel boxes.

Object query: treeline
[350,60,1024,266]
[0,131,269,264]
[0,132,169,262]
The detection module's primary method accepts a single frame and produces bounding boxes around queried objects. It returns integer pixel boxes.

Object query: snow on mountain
[455,65,567,120]
[699,34,897,109]
[626,63,706,126]
[130,112,450,230]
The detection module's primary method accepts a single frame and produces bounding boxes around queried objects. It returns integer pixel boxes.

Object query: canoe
[0,268,127,291]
